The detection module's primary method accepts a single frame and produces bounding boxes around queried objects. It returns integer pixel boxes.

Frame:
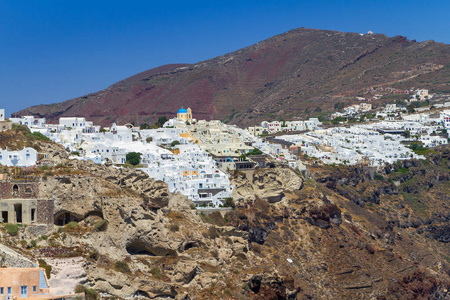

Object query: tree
[403,130,411,138]
[332,116,347,125]
[126,152,141,166]
[171,140,181,147]
[140,123,151,129]
[246,148,263,156]
[334,102,346,111]
[156,116,168,128]
[406,104,415,114]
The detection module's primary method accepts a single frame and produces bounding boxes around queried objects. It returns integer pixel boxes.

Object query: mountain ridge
[15,27,450,126]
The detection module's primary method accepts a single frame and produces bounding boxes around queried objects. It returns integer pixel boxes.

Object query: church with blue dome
[177,107,193,123]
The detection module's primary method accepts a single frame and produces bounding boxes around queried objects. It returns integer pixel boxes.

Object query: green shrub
[115,260,131,274]
[39,165,50,171]
[74,285,98,300]
[30,240,37,247]
[246,148,263,156]
[74,285,86,293]
[86,288,99,300]
[38,259,52,279]
[40,234,48,240]
[397,167,409,174]
[65,221,79,230]
[5,224,19,236]
[126,152,141,165]
[224,197,235,208]
[374,173,384,180]
[150,266,162,279]
[93,219,108,232]
[30,132,50,141]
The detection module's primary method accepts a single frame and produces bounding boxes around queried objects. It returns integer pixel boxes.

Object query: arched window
[13,185,19,198]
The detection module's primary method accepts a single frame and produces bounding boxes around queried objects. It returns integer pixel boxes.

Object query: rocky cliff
[0,130,449,299]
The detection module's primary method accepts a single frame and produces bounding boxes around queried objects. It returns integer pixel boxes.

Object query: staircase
[39,269,49,289]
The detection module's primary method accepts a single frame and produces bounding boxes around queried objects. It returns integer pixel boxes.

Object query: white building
[0,109,4,122]
[141,144,233,208]
[0,148,38,167]
[10,116,46,127]
[59,117,99,133]
[412,89,429,101]
[440,111,450,130]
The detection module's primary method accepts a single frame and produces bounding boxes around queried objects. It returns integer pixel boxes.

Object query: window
[33,286,37,292]
[7,287,11,294]
[0,287,4,294]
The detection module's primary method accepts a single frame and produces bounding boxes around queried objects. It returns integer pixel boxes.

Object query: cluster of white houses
[247,118,323,135]
[277,126,426,166]
[276,109,449,166]
[1,101,450,206]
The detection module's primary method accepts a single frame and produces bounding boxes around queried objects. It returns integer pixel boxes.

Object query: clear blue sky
[1,0,449,116]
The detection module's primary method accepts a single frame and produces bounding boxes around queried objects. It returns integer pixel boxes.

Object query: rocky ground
[47,257,87,295]
[0,129,449,299]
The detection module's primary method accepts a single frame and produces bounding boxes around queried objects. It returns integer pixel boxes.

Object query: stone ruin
[0,177,54,225]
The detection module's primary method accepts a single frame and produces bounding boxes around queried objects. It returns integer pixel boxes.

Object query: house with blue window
[0,148,38,167]
[0,267,79,299]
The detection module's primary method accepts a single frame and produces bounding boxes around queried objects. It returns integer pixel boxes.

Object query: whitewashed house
[10,116,46,127]
[0,148,38,167]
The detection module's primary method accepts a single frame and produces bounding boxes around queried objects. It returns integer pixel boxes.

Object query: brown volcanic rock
[15,28,450,126]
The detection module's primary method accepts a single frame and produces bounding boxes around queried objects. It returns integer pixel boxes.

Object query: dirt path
[46,257,87,295]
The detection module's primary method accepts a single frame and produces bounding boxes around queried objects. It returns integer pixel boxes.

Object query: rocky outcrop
[1,134,449,299]
[232,162,303,203]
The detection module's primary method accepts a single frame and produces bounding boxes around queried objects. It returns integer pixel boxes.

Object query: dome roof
[178,108,187,114]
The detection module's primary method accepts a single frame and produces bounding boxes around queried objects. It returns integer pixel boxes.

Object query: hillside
[14,27,450,126]
[0,128,449,299]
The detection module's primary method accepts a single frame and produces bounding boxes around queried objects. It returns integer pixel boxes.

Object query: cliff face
[0,130,449,299]
[15,28,450,127]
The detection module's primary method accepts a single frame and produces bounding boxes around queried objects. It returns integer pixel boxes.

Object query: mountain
[15,27,450,126]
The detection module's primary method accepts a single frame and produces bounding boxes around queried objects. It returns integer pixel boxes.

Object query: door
[20,286,27,298]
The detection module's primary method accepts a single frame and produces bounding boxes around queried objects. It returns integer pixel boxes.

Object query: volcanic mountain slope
[15,27,450,126]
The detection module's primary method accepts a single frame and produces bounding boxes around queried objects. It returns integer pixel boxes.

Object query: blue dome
[178,108,187,113]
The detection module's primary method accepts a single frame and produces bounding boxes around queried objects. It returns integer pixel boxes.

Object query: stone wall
[0,121,12,132]
[0,180,39,199]
[0,182,11,199]
[37,199,54,225]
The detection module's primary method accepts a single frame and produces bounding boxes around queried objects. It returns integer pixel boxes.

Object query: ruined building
[0,177,54,225]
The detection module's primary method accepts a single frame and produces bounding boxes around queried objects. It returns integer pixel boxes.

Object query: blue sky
[1,0,449,116]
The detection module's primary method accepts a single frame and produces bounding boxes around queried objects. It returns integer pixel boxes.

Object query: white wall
[0,148,38,167]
